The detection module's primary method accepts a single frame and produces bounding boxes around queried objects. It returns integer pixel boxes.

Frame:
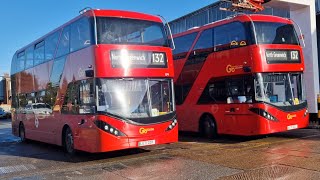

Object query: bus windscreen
[97,17,168,47]
[96,78,175,119]
[254,22,300,45]
[254,73,306,107]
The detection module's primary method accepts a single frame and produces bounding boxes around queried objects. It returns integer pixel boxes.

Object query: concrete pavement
[1,119,320,179]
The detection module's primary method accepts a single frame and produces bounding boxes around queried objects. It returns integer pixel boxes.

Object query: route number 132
[152,53,165,64]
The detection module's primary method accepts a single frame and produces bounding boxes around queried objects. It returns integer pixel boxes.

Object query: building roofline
[170,1,222,23]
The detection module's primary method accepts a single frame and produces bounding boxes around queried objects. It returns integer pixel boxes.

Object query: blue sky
[0,0,216,75]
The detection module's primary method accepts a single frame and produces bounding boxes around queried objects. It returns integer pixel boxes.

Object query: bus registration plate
[138,140,156,147]
[287,124,298,130]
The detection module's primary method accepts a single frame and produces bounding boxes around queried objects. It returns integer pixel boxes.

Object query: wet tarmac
[1,119,320,179]
[0,119,20,143]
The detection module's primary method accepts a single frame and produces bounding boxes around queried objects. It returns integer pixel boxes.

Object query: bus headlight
[304,109,308,117]
[166,119,178,131]
[94,120,126,137]
[249,108,278,122]
[104,125,109,131]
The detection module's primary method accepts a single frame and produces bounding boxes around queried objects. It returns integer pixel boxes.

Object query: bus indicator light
[166,119,178,131]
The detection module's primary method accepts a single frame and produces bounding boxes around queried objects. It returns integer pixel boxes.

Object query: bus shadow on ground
[178,131,267,144]
[0,140,150,163]
[267,128,320,139]
[178,128,320,144]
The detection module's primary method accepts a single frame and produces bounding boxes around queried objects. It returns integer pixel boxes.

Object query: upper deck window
[173,32,198,60]
[254,22,299,45]
[45,30,61,61]
[17,51,25,72]
[70,17,92,52]
[34,41,45,65]
[56,26,70,58]
[97,17,168,47]
[214,22,248,51]
[25,46,34,69]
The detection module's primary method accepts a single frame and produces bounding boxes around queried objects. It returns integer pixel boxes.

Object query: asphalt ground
[1,119,320,179]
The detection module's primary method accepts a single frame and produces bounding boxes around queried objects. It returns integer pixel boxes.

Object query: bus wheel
[64,127,75,154]
[200,115,217,139]
[19,123,27,142]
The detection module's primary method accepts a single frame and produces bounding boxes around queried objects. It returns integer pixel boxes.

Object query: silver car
[0,108,10,119]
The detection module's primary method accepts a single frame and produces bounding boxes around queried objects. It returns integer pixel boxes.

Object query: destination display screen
[265,50,301,64]
[110,50,167,68]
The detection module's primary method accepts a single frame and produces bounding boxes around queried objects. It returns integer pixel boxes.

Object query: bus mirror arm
[85,70,94,78]
[290,19,305,48]
[157,15,175,50]
[243,66,251,72]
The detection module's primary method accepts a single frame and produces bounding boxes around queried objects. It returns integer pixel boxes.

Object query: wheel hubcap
[204,120,211,135]
[20,126,25,140]
[66,131,73,152]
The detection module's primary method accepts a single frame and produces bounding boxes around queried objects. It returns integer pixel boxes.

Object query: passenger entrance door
[223,76,254,134]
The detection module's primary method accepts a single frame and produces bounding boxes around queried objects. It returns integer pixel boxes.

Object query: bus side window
[18,94,27,112]
[25,46,34,69]
[79,80,95,114]
[62,82,79,114]
[172,32,198,60]
[226,76,253,104]
[227,82,242,104]
[50,57,67,87]
[198,79,227,104]
[70,17,91,52]
[26,93,35,105]
[214,22,247,52]
[191,28,214,58]
[56,26,70,58]
[17,51,25,72]
[34,41,45,65]
[45,30,61,61]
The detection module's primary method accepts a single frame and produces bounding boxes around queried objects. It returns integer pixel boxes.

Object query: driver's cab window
[79,79,95,114]
[62,82,79,114]
[149,80,173,116]
[226,76,253,104]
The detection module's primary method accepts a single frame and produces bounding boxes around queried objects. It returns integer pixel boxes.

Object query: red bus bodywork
[173,14,308,136]
[11,10,177,153]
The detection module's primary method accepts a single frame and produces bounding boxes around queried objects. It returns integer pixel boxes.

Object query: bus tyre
[19,123,27,142]
[64,127,75,155]
[201,115,217,139]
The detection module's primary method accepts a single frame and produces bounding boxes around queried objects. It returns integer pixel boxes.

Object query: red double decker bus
[172,14,308,137]
[11,9,177,153]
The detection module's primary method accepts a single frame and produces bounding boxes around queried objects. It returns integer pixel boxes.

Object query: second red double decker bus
[172,14,308,137]
[11,9,177,153]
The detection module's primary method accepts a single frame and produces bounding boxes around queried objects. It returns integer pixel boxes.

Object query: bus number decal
[290,51,299,60]
[152,53,164,64]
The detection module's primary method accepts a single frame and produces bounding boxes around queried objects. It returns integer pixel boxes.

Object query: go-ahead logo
[287,114,297,120]
[139,128,155,134]
[226,64,243,73]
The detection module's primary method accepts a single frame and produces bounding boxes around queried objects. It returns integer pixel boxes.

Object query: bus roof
[173,14,293,38]
[14,9,162,54]
[90,9,162,23]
